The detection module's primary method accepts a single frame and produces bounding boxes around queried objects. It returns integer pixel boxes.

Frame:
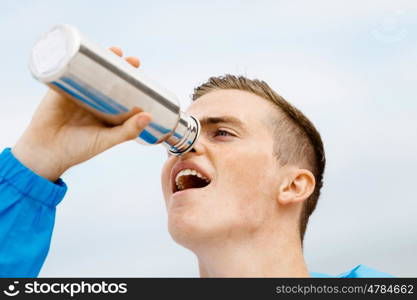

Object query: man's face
[161,89,283,249]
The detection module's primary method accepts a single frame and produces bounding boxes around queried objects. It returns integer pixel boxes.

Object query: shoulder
[337,264,394,278]
[311,264,394,278]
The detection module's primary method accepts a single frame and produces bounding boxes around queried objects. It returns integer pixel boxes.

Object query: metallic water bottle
[28,24,200,155]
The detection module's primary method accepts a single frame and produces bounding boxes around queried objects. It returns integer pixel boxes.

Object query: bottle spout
[164,112,200,156]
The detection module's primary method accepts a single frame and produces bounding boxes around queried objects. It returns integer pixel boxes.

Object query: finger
[109,46,123,57]
[125,56,140,68]
[105,112,152,147]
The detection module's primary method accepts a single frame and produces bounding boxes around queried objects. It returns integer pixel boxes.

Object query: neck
[195,230,309,277]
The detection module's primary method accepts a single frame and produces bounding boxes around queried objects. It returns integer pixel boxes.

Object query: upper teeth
[175,168,210,190]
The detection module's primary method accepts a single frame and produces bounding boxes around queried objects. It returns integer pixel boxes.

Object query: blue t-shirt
[0,148,393,277]
[311,264,393,278]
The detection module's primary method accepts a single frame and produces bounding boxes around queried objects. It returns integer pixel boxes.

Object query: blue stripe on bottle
[52,81,107,113]
[62,77,128,115]
[147,121,183,140]
[139,129,158,144]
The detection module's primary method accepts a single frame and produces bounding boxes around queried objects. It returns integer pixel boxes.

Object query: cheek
[161,157,176,200]
[219,144,277,217]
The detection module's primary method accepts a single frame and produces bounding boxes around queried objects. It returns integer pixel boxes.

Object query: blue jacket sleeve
[0,148,67,277]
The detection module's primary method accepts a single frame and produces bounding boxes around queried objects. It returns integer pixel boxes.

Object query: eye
[214,129,232,136]
[213,129,235,138]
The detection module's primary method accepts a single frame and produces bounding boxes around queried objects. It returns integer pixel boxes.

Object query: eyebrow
[198,116,246,131]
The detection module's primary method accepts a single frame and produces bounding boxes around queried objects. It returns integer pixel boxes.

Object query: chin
[168,212,207,250]
[167,210,255,253]
[167,212,231,251]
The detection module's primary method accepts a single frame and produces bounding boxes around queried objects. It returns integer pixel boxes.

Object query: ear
[278,168,316,206]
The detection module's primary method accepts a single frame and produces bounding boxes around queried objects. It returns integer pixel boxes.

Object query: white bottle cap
[29,24,80,82]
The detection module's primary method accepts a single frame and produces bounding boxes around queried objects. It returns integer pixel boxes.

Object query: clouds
[0,0,416,276]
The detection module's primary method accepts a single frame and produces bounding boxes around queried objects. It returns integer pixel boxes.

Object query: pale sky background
[1,0,416,277]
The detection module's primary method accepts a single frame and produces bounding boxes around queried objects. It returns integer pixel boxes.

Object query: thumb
[105,112,152,148]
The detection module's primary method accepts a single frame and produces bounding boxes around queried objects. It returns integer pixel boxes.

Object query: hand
[12,47,152,181]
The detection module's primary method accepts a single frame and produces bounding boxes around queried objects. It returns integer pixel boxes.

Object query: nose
[182,137,205,157]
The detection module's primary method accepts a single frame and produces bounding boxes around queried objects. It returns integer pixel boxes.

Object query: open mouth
[173,168,211,193]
